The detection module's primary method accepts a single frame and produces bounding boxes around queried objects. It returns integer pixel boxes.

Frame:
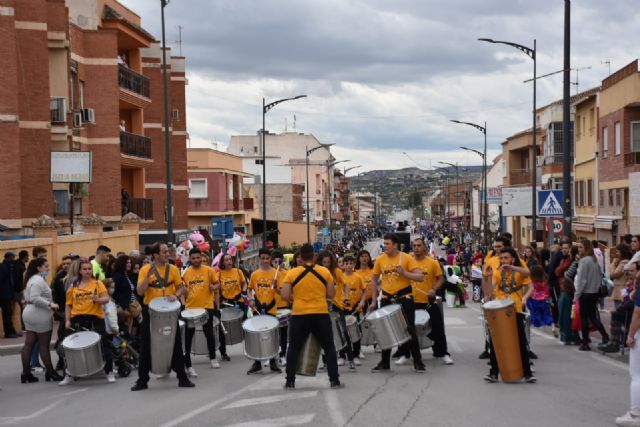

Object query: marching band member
[131,243,194,391]
[272,250,290,366]
[246,248,283,375]
[182,248,221,377]
[370,234,426,373]
[356,250,375,358]
[336,255,366,367]
[281,244,344,389]
[60,258,114,385]
[218,254,247,361]
[484,247,535,383]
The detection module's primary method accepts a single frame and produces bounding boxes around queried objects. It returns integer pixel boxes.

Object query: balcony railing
[510,169,531,185]
[544,154,564,165]
[124,198,153,220]
[624,152,640,167]
[118,64,150,98]
[50,97,66,124]
[120,131,151,159]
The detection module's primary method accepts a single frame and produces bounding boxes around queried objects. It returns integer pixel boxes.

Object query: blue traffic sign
[538,190,563,217]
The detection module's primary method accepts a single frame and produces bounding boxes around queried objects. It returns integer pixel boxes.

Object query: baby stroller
[112,331,139,378]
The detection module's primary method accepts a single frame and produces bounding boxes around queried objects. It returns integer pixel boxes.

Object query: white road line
[158,375,274,427]
[590,353,628,371]
[0,388,88,425]
[324,389,346,426]
[220,391,318,410]
[219,414,315,427]
[531,328,557,341]
[444,317,467,326]
[446,336,464,354]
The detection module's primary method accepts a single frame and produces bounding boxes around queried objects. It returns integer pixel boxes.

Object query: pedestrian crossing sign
[538,190,563,217]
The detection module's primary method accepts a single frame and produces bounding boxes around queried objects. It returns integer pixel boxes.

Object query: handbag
[600,261,614,298]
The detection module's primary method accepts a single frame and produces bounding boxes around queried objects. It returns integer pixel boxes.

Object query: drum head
[365,304,402,321]
[221,307,243,321]
[63,331,101,350]
[276,308,291,318]
[243,315,279,332]
[182,308,206,319]
[482,299,514,310]
[344,315,357,326]
[149,297,181,312]
[414,309,430,325]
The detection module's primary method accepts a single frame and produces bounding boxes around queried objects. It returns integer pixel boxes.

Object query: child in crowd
[524,265,553,328]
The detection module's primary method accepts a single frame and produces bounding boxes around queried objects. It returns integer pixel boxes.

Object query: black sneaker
[283,380,295,390]
[220,353,231,362]
[270,363,282,374]
[330,380,345,389]
[178,379,196,388]
[525,375,537,383]
[391,350,402,359]
[483,373,498,383]
[528,350,538,359]
[131,381,148,391]
[247,362,262,375]
[478,350,490,359]
[578,344,591,351]
[371,363,390,373]
[413,363,426,373]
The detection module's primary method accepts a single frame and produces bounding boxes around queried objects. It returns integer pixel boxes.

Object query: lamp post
[261,95,306,247]
[305,145,324,244]
[160,0,173,243]
[479,37,537,244]
[434,166,451,230]
[452,119,488,248]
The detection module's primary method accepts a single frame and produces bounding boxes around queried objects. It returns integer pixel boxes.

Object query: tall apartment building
[0,0,188,241]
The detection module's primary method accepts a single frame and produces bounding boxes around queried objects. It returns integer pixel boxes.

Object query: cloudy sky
[121,0,640,171]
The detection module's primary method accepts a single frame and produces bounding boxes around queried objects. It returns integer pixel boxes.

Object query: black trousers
[184,309,217,367]
[0,298,16,336]
[550,282,560,325]
[380,297,422,366]
[579,293,609,343]
[286,313,339,383]
[279,324,288,357]
[137,306,188,384]
[488,312,531,377]
[70,315,114,374]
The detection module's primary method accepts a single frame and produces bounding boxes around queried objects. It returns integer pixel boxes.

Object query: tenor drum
[192,316,220,355]
[149,297,181,374]
[483,299,523,382]
[344,315,361,343]
[242,315,280,361]
[181,308,208,328]
[330,312,347,351]
[414,309,432,349]
[276,308,292,328]
[296,334,321,377]
[62,331,105,377]
[364,304,410,350]
[221,307,244,345]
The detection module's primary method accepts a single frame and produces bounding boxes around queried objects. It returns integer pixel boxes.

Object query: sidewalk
[0,322,59,356]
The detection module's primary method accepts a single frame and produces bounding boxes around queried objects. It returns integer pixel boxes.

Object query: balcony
[509,169,531,185]
[120,131,151,159]
[50,97,67,124]
[624,152,640,167]
[544,154,563,165]
[118,64,150,98]
[124,198,153,220]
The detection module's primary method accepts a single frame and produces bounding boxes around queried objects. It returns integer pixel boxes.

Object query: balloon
[211,252,223,267]
[227,245,237,257]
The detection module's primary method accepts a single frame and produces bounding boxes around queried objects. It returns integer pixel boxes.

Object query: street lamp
[452,119,488,248]
[434,166,451,230]
[479,37,537,244]
[160,0,174,243]
[327,159,350,232]
[261,94,307,247]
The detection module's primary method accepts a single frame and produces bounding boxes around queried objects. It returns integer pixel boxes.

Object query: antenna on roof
[284,117,287,132]
[571,66,591,94]
[293,114,297,131]
[601,60,611,76]
[175,25,183,56]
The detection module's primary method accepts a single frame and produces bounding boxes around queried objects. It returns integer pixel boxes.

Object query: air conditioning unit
[82,108,95,124]
[72,112,83,128]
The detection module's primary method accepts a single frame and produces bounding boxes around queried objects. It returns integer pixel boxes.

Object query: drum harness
[500,270,525,296]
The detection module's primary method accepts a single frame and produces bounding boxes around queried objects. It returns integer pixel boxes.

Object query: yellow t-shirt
[411,256,443,304]
[219,268,245,301]
[491,268,531,313]
[137,263,182,305]
[274,267,289,308]
[284,264,333,315]
[483,254,500,278]
[373,252,419,296]
[182,265,219,309]
[334,272,364,311]
[249,268,281,315]
[356,268,374,301]
[66,279,107,319]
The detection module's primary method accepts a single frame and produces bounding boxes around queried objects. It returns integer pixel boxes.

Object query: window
[172,109,179,121]
[579,181,585,207]
[188,179,207,198]
[574,180,581,207]
[603,127,609,158]
[600,189,605,207]
[632,122,640,152]
[615,122,621,156]
[608,189,614,206]
[576,115,581,138]
[587,179,593,207]
[79,80,85,109]
[616,189,622,207]
[589,108,595,135]
[53,190,69,215]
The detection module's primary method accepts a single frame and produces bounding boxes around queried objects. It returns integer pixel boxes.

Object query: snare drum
[276,308,291,328]
[62,331,105,377]
[344,315,361,342]
[221,307,244,345]
[483,299,523,382]
[364,304,410,350]
[181,308,208,328]
[242,315,280,361]
[330,312,347,351]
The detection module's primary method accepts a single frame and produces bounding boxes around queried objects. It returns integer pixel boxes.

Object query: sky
[121,0,640,172]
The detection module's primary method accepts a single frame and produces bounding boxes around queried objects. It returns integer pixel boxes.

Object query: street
[0,295,629,427]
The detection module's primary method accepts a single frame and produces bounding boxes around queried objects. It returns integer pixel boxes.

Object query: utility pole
[562,0,573,239]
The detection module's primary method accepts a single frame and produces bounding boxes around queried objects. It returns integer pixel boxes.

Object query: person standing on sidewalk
[0,252,19,338]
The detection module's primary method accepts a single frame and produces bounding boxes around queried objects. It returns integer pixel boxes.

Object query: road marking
[219,414,315,427]
[444,317,466,326]
[531,328,556,341]
[324,389,346,426]
[0,388,88,425]
[446,336,464,354]
[221,391,318,410]
[590,353,628,371]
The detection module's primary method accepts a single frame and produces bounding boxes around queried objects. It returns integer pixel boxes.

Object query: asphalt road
[0,293,630,427]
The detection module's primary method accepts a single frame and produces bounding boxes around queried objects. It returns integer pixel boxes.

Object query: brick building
[0,0,188,241]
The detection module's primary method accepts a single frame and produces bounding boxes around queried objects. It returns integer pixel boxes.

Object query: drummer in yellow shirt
[272,250,290,365]
[131,242,194,391]
[484,246,535,383]
[246,248,284,375]
[370,234,426,373]
[182,247,221,376]
[218,253,247,361]
[335,255,366,368]
[60,258,113,385]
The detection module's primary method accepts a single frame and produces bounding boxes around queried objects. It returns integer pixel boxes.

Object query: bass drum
[364,304,410,350]
[483,299,523,382]
[62,331,105,378]
[296,334,321,377]
[242,315,280,361]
